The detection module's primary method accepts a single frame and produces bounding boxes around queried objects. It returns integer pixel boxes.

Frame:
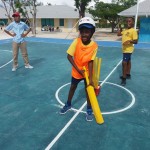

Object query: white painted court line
[26,40,71,45]
[55,81,135,115]
[45,60,122,150]
[102,82,135,114]
[100,60,122,86]
[0,50,13,69]
[45,102,87,150]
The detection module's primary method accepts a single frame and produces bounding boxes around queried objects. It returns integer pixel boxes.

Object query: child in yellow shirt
[118,17,138,86]
[60,17,98,121]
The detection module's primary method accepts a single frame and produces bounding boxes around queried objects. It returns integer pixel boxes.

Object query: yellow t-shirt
[67,39,97,60]
[121,28,138,53]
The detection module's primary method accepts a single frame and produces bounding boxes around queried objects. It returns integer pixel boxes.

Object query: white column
[134,0,140,29]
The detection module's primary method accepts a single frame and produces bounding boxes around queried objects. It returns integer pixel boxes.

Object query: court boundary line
[1,38,150,50]
[55,81,135,115]
[26,40,150,50]
[26,40,111,49]
[45,60,122,150]
[27,40,121,48]
[27,40,71,45]
[25,40,122,48]
[0,50,13,69]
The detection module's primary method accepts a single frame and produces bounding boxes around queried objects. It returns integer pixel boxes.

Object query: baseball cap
[12,12,20,17]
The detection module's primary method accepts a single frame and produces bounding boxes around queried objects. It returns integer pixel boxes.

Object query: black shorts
[123,53,132,62]
[71,77,85,86]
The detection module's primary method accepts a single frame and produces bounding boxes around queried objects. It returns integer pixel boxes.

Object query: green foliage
[75,0,91,9]
[47,3,51,6]
[14,0,28,18]
[112,0,137,8]
[89,2,124,22]
[89,2,125,32]
[36,2,43,6]
[14,0,41,19]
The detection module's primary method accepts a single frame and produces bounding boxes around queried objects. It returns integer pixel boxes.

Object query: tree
[15,0,30,24]
[1,0,40,36]
[89,1,125,32]
[14,0,37,36]
[112,0,137,8]
[47,2,51,5]
[37,2,43,6]
[74,0,92,18]
[1,0,16,22]
[32,0,37,36]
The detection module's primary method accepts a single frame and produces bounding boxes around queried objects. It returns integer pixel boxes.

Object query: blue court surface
[0,37,150,150]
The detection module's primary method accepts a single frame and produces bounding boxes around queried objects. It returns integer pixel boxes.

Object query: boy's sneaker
[120,74,131,79]
[12,65,18,72]
[25,64,33,69]
[60,103,71,114]
[121,78,126,86]
[12,67,17,72]
[86,109,93,122]
[120,76,124,79]
[126,74,131,79]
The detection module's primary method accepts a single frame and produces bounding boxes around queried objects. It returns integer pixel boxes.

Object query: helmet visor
[79,24,94,29]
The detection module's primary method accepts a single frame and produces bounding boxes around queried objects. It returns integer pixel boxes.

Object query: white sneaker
[25,64,33,69]
[12,67,17,72]
[12,64,18,71]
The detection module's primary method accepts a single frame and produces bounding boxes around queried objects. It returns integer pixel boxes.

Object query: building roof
[0,5,92,19]
[36,5,91,19]
[118,0,150,17]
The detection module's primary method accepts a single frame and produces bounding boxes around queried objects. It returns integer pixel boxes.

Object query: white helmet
[79,17,95,29]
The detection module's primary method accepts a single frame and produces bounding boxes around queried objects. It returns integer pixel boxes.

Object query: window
[0,19,8,26]
[41,19,54,27]
[59,19,64,26]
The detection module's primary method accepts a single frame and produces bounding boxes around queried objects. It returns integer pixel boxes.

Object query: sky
[37,0,112,7]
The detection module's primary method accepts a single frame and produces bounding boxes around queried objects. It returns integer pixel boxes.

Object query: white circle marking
[0,50,13,69]
[55,82,135,115]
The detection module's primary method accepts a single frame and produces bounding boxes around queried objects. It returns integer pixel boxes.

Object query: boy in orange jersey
[60,17,98,121]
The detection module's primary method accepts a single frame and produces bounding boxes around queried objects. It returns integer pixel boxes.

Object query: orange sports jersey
[67,38,98,79]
